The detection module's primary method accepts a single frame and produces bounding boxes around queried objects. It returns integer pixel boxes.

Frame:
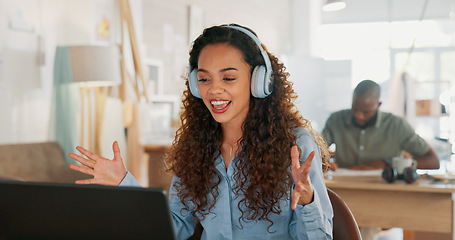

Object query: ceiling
[322,0,455,24]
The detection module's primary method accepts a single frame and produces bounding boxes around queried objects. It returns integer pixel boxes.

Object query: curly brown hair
[166,24,330,227]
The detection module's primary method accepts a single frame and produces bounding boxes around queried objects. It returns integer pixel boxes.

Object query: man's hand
[329,162,338,171]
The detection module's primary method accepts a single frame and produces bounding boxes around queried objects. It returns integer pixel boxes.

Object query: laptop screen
[0,180,176,240]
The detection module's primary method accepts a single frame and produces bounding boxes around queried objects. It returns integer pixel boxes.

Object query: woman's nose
[208,79,224,94]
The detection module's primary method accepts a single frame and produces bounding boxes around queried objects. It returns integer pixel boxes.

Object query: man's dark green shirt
[322,110,430,168]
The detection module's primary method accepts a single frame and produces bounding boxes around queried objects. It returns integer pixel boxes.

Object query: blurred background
[0,0,453,175]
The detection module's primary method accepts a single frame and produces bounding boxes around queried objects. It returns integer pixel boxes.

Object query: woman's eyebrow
[197,67,238,73]
[220,67,238,72]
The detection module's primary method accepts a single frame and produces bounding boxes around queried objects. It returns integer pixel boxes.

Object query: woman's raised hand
[290,145,314,210]
[68,141,127,186]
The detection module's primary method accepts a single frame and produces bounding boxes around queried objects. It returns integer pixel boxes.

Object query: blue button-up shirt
[121,128,333,239]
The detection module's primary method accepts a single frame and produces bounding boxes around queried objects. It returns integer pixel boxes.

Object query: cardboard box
[416,99,442,116]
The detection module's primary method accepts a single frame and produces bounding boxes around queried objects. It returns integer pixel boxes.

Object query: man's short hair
[353,79,380,99]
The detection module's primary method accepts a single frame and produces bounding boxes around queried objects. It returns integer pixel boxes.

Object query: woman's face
[197,43,252,126]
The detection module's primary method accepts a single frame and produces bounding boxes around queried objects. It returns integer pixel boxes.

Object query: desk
[325,175,455,239]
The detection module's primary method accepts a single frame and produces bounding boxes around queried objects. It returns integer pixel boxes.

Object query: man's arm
[347,160,386,170]
[396,117,439,169]
[414,148,439,169]
[321,127,333,147]
[322,119,337,171]
[347,148,440,170]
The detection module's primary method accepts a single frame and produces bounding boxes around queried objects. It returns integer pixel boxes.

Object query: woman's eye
[224,77,235,81]
[198,78,209,82]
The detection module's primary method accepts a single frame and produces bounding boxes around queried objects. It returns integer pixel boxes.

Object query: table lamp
[67,46,121,87]
[63,45,121,154]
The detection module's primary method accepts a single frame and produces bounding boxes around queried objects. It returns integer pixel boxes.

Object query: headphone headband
[224,25,273,73]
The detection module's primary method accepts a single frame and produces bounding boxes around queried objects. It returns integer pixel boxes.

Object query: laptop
[0,180,176,240]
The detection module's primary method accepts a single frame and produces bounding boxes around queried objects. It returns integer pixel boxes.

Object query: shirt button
[361,130,366,134]
[359,146,364,151]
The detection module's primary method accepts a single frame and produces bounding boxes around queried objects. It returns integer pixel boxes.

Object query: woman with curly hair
[69,24,333,240]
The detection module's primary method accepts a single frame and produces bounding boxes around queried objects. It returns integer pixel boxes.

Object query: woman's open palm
[68,141,127,186]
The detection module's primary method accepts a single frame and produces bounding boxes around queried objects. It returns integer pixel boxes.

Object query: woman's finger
[75,178,97,185]
[68,153,95,168]
[291,190,300,210]
[291,145,300,169]
[302,151,315,169]
[69,164,95,176]
[112,141,122,162]
[298,151,315,180]
[76,146,102,162]
[294,183,304,193]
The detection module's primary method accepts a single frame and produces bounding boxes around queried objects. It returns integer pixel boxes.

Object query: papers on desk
[329,168,383,176]
[424,174,455,182]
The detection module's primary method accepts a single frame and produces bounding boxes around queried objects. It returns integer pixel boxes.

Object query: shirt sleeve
[290,129,333,240]
[322,115,334,146]
[168,176,197,240]
[118,171,142,187]
[396,117,431,157]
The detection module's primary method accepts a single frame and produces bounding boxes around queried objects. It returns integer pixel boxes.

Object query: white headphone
[188,25,274,99]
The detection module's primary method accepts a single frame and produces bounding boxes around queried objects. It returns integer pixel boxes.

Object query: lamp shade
[322,0,346,12]
[67,46,121,87]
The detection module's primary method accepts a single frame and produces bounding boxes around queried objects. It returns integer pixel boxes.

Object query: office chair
[327,187,362,240]
[188,188,362,240]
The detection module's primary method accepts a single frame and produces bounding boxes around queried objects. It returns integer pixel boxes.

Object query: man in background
[322,79,439,240]
[323,79,439,171]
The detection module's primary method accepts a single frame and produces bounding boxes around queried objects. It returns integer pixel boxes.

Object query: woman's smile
[210,99,231,113]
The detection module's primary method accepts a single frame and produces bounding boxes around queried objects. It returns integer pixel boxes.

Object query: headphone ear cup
[403,167,419,183]
[188,69,201,99]
[263,69,273,96]
[251,66,265,98]
[382,166,397,183]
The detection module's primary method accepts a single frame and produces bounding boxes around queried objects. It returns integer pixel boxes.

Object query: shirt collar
[214,150,242,177]
[374,110,383,128]
[343,110,353,127]
[344,110,383,129]
[214,151,226,175]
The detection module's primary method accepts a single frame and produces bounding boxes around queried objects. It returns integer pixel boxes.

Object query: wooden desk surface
[325,175,455,235]
[326,175,455,193]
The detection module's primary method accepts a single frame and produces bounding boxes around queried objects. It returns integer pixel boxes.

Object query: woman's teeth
[211,100,230,109]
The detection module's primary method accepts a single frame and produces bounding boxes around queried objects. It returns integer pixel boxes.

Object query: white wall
[286,0,352,131]
[0,0,123,144]
[140,0,292,96]
[0,0,293,144]
[0,0,52,143]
